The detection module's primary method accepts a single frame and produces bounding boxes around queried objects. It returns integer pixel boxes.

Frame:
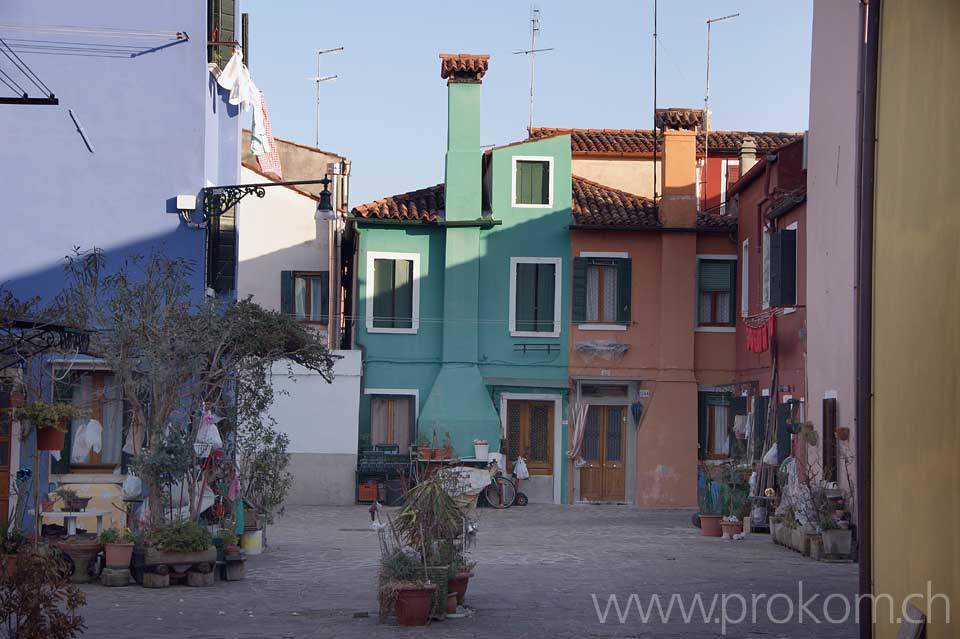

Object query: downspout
[855,0,879,636]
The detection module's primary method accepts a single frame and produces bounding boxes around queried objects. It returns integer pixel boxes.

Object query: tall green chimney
[418,54,501,458]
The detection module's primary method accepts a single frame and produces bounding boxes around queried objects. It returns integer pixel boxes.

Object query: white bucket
[241,529,263,555]
[473,442,489,461]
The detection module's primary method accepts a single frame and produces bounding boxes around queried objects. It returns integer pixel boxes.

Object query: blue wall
[0,1,241,304]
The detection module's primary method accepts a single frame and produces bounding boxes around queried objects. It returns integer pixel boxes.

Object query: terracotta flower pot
[41,499,54,512]
[1,554,18,579]
[419,448,434,460]
[720,520,743,538]
[104,542,134,568]
[37,426,66,451]
[446,592,458,614]
[447,570,473,606]
[699,514,723,537]
[395,584,437,626]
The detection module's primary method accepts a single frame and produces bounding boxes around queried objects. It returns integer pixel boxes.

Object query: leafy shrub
[153,520,212,553]
[0,547,86,638]
[99,526,134,545]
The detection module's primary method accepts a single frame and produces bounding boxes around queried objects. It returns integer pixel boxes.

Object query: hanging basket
[37,425,66,451]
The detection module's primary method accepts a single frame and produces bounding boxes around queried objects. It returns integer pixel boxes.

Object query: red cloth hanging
[746,313,775,354]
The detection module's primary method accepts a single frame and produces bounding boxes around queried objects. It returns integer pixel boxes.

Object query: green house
[348,54,572,503]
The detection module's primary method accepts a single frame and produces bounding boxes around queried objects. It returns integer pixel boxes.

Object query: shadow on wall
[0,228,207,307]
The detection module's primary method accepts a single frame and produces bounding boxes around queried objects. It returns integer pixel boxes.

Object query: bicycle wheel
[483,478,516,509]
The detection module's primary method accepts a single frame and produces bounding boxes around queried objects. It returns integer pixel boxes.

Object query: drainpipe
[855,0,879,636]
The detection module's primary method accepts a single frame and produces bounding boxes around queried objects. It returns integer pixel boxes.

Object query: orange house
[566,109,738,506]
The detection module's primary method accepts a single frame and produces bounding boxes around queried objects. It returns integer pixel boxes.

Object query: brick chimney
[656,108,701,227]
[440,54,488,222]
[739,135,758,175]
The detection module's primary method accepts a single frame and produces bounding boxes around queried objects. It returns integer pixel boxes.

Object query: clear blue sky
[243,0,812,206]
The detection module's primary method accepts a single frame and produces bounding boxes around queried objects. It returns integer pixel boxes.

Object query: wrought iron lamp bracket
[202,184,267,222]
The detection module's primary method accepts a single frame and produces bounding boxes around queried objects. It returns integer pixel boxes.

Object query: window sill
[366,324,418,335]
[782,307,796,315]
[512,202,552,209]
[695,326,736,333]
[577,323,627,331]
[510,331,561,338]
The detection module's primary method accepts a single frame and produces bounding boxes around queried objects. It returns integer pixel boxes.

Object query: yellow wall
[571,157,659,198]
[872,1,960,637]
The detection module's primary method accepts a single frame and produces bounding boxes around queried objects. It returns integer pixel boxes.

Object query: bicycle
[482,465,528,509]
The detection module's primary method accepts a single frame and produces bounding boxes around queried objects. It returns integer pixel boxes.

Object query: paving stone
[79,505,858,638]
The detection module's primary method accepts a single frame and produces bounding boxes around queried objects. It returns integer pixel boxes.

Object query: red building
[727,137,809,475]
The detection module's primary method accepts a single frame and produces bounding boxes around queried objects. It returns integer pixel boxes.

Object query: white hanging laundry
[215,48,260,112]
[250,91,270,156]
[70,418,103,464]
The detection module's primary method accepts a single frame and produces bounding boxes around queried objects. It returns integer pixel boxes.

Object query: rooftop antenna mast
[703,13,738,210]
[513,7,554,131]
[308,46,343,148]
[652,0,658,203]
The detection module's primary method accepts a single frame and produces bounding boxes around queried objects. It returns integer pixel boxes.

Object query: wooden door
[505,400,554,475]
[580,405,626,502]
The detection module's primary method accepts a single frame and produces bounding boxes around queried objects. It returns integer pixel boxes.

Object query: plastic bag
[70,419,103,464]
[194,412,224,458]
[514,457,530,480]
[762,443,778,466]
[121,474,143,499]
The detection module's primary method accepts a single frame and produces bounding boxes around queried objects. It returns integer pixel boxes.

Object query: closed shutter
[515,263,537,332]
[208,0,236,67]
[572,258,587,323]
[699,260,732,291]
[515,161,548,205]
[535,263,555,332]
[393,260,413,329]
[776,402,792,466]
[697,392,708,460]
[319,271,330,324]
[822,398,838,482]
[280,271,294,316]
[615,258,632,323]
[206,208,236,294]
[372,259,395,329]
[770,229,797,307]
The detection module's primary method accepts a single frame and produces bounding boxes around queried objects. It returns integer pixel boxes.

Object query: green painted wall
[354,132,572,502]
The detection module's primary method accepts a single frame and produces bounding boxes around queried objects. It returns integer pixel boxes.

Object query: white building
[237,133,360,505]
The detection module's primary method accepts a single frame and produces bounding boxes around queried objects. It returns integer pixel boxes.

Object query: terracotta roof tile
[655,108,705,131]
[439,53,489,83]
[696,212,738,232]
[351,183,444,222]
[528,127,801,156]
[571,175,659,228]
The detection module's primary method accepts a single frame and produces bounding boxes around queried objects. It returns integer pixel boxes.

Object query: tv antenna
[307,46,343,148]
[513,7,554,131]
[652,0,658,203]
[703,13,738,208]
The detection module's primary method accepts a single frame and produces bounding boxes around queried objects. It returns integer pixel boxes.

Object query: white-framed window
[696,255,737,331]
[509,257,562,337]
[365,251,420,334]
[364,388,419,455]
[741,239,749,318]
[511,156,554,208]
[762,229,771,310]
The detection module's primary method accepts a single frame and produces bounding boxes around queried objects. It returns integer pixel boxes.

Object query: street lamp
[314,176,336,221]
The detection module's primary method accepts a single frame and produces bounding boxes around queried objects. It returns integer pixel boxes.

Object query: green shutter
[699,260,733,292]
[319,271,330,324]
[516,161,547,205]
[393,260,413,329]
[372,259,395,328]
[535,263,556,332]
[615,258,632,323]
[280,271,294,316]
[727,260,737,324]
[572,258,587,323]
[515,263,537,332]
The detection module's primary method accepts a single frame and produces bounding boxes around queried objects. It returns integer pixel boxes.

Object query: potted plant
[0,526,25,578]
[15,401,77,451]
[145,520,216,568]
[446,558,475,607]
[416,434,432,459]
[697,476,722,537]
[436,432,454,460]
[53,487,91,512]
[378,547,437,627]
[820,519,853,558]
[100,526,135,568]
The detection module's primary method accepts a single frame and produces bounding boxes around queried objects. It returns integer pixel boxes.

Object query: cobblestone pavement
[80,505,857,638]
